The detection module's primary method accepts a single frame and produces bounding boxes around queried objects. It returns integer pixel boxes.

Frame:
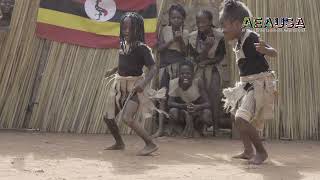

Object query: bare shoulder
[137,42,152,52]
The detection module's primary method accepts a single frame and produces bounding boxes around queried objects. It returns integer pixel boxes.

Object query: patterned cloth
[105,74,166,122]
[222,72,277,130]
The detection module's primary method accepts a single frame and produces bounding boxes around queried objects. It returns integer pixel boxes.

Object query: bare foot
[248,152,268,165]
[104,143,125,150]
[167,126,175,136]
[182,133,193,138]
[232,152,254,160]
[182,128,194,138]
[137,143,159,156]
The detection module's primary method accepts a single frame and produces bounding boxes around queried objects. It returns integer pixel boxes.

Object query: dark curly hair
[119,12,145,52]
[196,9,214,27]
[219,0,252,23]
[168,4,186,19]
[179,59,194,72]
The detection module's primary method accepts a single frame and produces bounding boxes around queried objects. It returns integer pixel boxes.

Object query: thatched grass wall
[0,0,319,140]
[0,0,119,134]
[243,0,320,140]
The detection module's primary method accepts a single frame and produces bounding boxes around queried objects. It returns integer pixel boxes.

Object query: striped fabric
[36,0,157,48]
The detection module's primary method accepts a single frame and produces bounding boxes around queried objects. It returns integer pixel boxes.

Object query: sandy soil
[0,131,320,180]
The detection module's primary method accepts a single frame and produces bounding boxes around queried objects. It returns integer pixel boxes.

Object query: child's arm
[198,38,226,66]
[133,64,157,93]
[158,37,174,52]
[132,45,157,93]
[143,64,157,88]
[168,96,187,110]
[158,29,174,52]
[174,31,187,55]
[254,40,278,58]
[188,43,199,59]
[195,36,215,63]
[105,67,118,77]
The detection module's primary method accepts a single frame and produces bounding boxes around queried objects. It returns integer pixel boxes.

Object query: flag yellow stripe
[37,8,157,36]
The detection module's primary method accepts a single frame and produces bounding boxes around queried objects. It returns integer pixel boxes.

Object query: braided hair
[196,10,215,42]
[196,10,215,28]
[168,4,186,23]
[119,12,145,53]
[168,4,186,40]
[219,0,252,23]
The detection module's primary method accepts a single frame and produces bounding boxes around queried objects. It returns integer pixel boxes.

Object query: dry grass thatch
[0,0,319,140]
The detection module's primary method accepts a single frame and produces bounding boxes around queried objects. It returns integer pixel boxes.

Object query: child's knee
[122,109,135,126]
[235,117,249,131]
[125,119,134,126]
[124,118,134,127]
[122,100,138,125]
[201,109,212,125]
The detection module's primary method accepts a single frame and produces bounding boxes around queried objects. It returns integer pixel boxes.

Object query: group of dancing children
[104,0,278,165]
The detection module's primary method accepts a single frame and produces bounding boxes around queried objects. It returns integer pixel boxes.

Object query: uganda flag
[36,0,157,48]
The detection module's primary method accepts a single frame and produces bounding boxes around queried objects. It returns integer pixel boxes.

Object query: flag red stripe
[71,0,86,4]
[71,0,156,11]
[36,22,157,48]
[116,0,156,11]
[72,0,86,3]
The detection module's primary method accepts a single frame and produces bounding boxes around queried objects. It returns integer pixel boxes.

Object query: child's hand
[104,67,118,77]
[133,81,145,93]
[187,103,196,113]
[254,40,268,55]
[204,36,215,49]
[105,69,114,77]
[174,31,183,41]
[255,39,278,57]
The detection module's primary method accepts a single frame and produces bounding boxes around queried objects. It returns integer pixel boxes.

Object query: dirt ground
[0,131,320,180]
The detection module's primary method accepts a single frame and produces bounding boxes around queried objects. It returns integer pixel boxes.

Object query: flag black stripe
[40,0,157,22]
